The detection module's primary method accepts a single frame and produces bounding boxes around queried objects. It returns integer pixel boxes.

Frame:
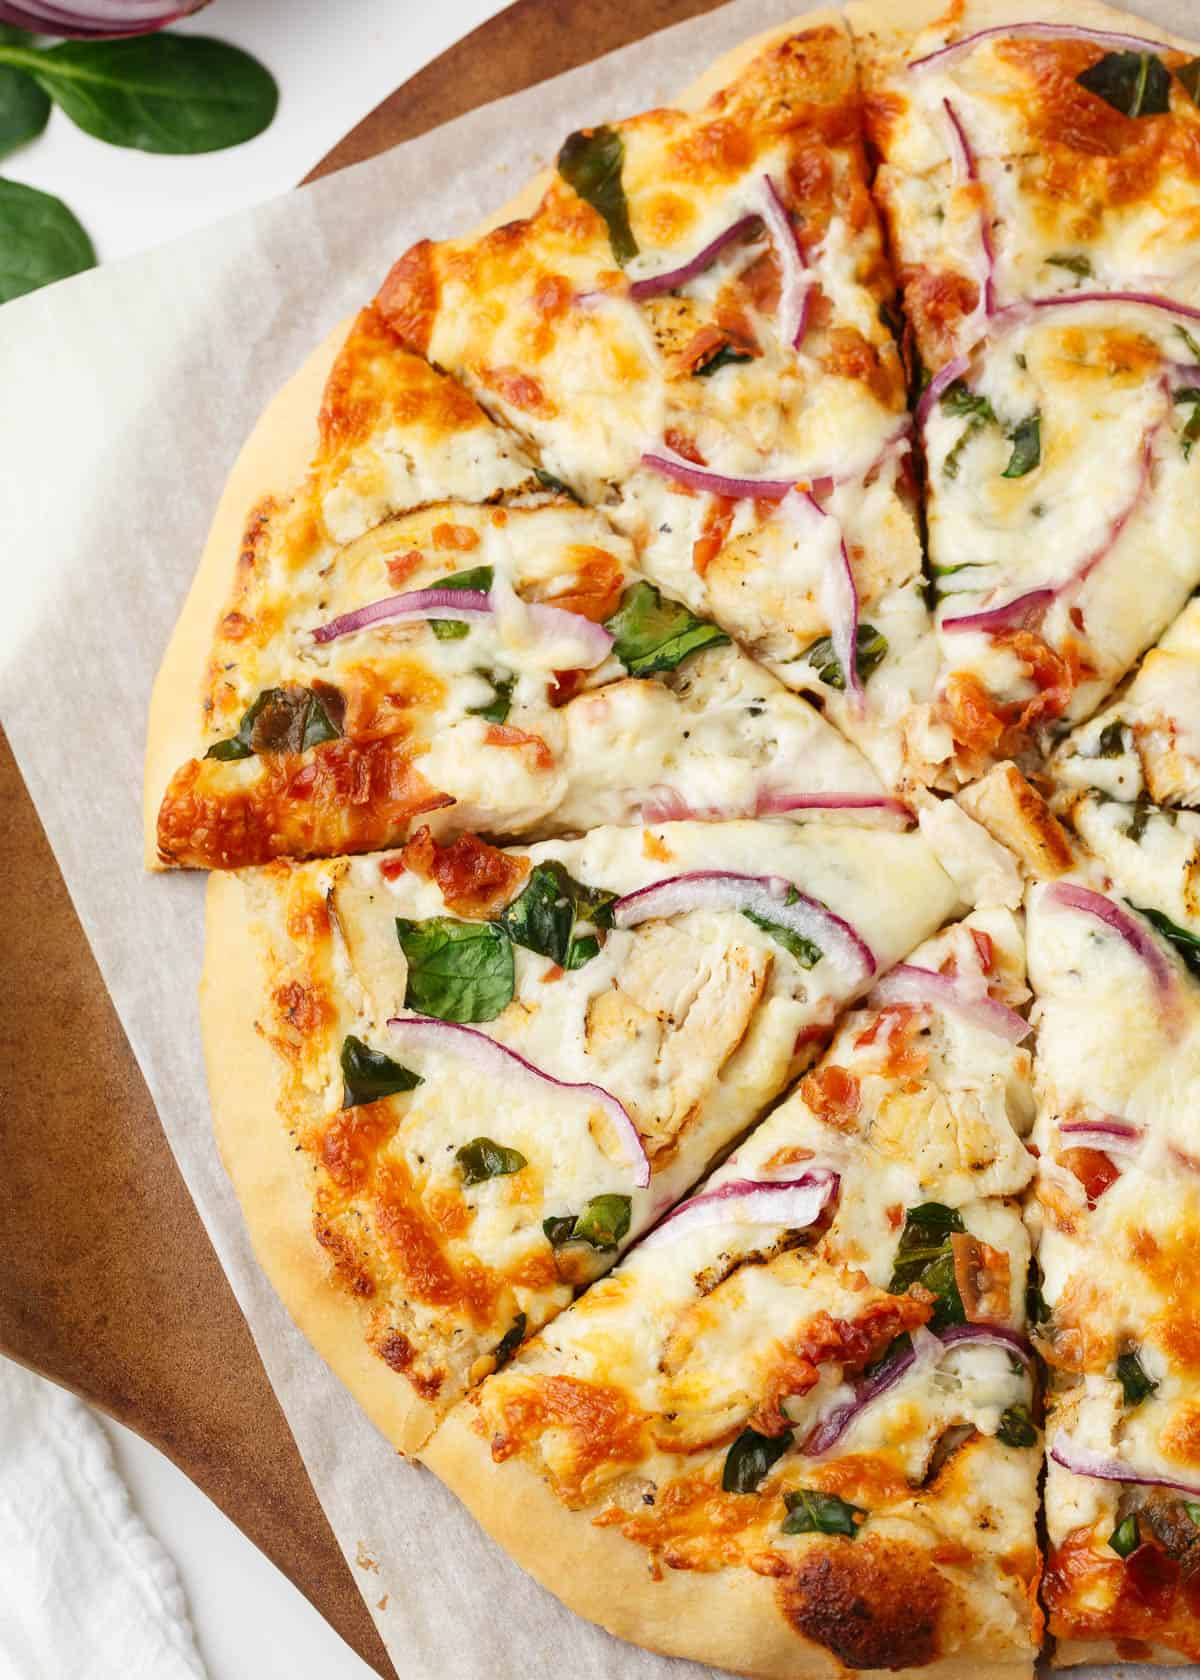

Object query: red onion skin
[640,449,796,502]
[909,21,1176,73]
[942,99,995,318]
[1046,883,1178,1007]
[0,0,207,34]
[1050,1432,1200,1499]
[637,1170,840,1252]
[629,213,761,302]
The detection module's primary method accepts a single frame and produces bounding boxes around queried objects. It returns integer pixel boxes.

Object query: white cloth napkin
[0,1356,208,1680]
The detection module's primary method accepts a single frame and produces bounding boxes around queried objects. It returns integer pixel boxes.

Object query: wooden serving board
[0,0,724,1673]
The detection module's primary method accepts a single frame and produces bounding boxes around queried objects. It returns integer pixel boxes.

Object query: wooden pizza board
[0,0,724,1673]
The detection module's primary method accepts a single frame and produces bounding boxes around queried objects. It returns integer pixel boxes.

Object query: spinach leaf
[0,177,95,303]
[1179,325,1200,364]
[1186,1501,1200,1530]
[1128,903,1200,979]
[1047,253,1093,279]
[1109,1514,1140,1558]
[1175,387,1200,459]
[557,124,637,265]
[1002,412,1041,478]
[395,916,515,1022]
[1097,720,1128,758]
[804,623,888,692]
[743,889,822,969]
[0,48,48,160]
[1125,796,1155,843]
[694,343,754,378]
[1026,1257,1050,1327]
[604,581,728,676]
[499,860,615,970]
[431,563,493,641]
[0,35,278,155]
[543,1194,632,1251]
[940,381,997,480]
[723,1427,793,1493]
[205,685,341,760]
[492,1312,527,1371]
[781,1489,866,1539]
[1076,50,1170,118]
[533,467,580,502]
[996,1404,1037,1448]
[1179,60,1200,106]
[456,1136,528,1185]
[889,1202,966,1330]
[1116,1348,1158,1407]
[339,1035,421,1108]
[467,669,515,725]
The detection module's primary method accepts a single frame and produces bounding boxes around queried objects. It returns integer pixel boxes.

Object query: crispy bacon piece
[399,824,529,917]
[1060,1146,1121,1207]
[693,496,736,577]
[528,546,625,623]
[950,1233,1011,1324]
[799,1064,861,1130]
[483,723,555,771]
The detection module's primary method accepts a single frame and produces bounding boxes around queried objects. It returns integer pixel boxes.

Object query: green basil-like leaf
[1109,1514,1140,1558]
[1128,902,1200,978]
[941,381,996,422]
[0,177,95,303]
[1076,50,1171,118]
[1125,795,1155,843]
[499,860,615,969]
[782,1489,866,1539]
[804,624,888,692]
[723,1427,793,1493]
[467,669,515,725]
[1047,253,1093,279]
[1026,1257,1050,1327]
[544,1194,632,1251]
[996,1404,1037,1448]
[395,916,515,1022]
[1185,1501,1200,1530]
[557,124,637,265]
[1002,412,1041,478]
[1097,720,1128,758]
[0,35,278,155]
[456,1135,529,1186]
[694,343,754,378]
[1178,60,1200,106]
[889,1202,967,1330]
[1175,387,1200,460]
[205,685,341,760]
[339,1035,421,1108]
[1115,1348,1158,1407]
[533,467,580,502]
[743,888,822,969]
[492,1312,527,1371]
[604,581,728,677]
[1179,326,1200,364]
[431,563,493,640]
[0,52,49,160]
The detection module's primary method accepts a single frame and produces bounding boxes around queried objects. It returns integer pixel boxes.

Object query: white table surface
[5,1,504,1675]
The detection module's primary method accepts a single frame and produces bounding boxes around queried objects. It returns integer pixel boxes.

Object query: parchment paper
[0,2,1192,1675]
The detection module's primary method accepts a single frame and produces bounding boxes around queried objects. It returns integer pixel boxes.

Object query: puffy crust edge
[1052,1635,1193,1668]
[202,868,438,1454]
[846,0,1198,61]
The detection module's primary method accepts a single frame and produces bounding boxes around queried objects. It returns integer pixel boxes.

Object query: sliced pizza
[206,817,961,1453]
[851,0,1200,776]
[375,17,946,793]
[423,907,1041,1678]
[1026,874,1200,1665]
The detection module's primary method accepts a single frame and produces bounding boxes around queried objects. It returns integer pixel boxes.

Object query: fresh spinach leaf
[431,563,493,641]
[557,124,637,265]
[467,669,515,725]
[1109,1514,1140,1558]
[940,381,998,480]
[1186,1501,1200,1530]
[543,1194,631,1251]
[492,1312,527,1371]
[0,177,95,303]
[1179,325,1200,364]
[996,1404,1037,1448]
[1175,387,1200,459]
[395,916,514,1022]
[1097,720,1128,758]
[723,1427,793,1493]
[533,467,580,502]
[743,889,822,969]
[1026,1257,1050,1327]
[1116,1348,1158,1407]
[339,1035,421,1108]
[1002,412,1041,478]
[1076,50,1170,118]
[804,623,888,692]
[782,1489,865,1538]
[0,49,48,160]
[0,35,278,155]
[889,1202,966,1330]
[604,581,728,676]
[694,343,753,378]
[1128,903,1200,978]
[1125,796,1155,843]
[456,1136,528,1186]
[1178,60,1200,106]
[1047,253,1093,279]
[499,860,615,970]
[205,685,341,760]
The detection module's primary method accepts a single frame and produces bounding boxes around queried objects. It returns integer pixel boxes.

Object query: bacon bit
[480,365,555,417]
[854,1005,928,1078]
[887,1203,904,1231]
[531,545,625,623]
[970,928,995,974]
[663,427,706,466]
[821,325,903,409]
[998,631,1088,736]
[950,1233,1011,1324]
[400,824,529,917]
[432,522,480,552]
[799,1065,861,1131]
[763,1143,816,1173]
[386,549,426,588]
[942,671,1009,759]
[379,855,406,880]
[483,723,555,771]
[903,265,980,366]
[376,239,438,354]
[642,830,673,863]
[693,496,735,578]
[549,669,586,707]
[786,145,835,250]
[541,963,565,984]
[490,507,508,527]
[750,1296,934,1437]
[738,247,780,315]
[1060,1146,1121,1207]
[668,324,756,381]
[793,1023,828,1056]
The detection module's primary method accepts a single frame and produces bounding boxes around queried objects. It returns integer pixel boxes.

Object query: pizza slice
[423,907,1041,1678]
[206,817,962,1454]
[850,0,1200,776]
[1025,874,1200,1665]
[375,16,946,793]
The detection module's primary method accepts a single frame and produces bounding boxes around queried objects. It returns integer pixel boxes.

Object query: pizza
[145,4,1200,1674]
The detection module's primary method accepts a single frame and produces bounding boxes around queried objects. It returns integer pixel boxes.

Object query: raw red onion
[760,175,811,351]
[611,871,876,980]
[1050,1432,1200,1498]
[915,352,972,431]
[629,213,762,302]
[1045,883,1176,1003]
[939,586,1057,637]
[909,21,1175,72]
[797,488,864,713]
[755,791,914,825]
[943,98,996,318]
[386,1016,650,1188]
[313,584,613,668]
[1058,1120,1143,1159]
[871,963,1031,1043]
[638,1170,840,1252]
[0,0,207,33]
[640,447,796,501]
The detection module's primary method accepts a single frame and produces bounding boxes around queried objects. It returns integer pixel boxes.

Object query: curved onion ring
[760,174,812,351]
[640,448,797,501]
[1045,883,1177,1003]
[312,584,614,668]
[871,963,1030,1043]
[909,21,1176,72]
[1051,1432,1200,1498]
[629,213,762,302]
[0,0,206,32]
[638,1170,840,1252]
[943,98,996,319]
[787,489,864,713]
[1059,1118,1144,1158]
[386,1016,650,1187]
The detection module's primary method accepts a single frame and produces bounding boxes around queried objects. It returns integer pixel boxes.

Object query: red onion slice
[1058,1119,1144,1159]
[796,489,864,714]
[871,963,1031,1043]
[611,871,876,981]
[386,1016,650,1188]
[313,587,491,644]
[639,447,797,501]
[638,1170,840,1253]
[761,175,812,351]
[909,22,1175,72]
[1045,883,1176,1003]
[0,0,206,32]
[755,791,914,825]
[915,352,972,431]
[629,213,762,302]
[1051,1432,1200,1498]
[943,99,996,319]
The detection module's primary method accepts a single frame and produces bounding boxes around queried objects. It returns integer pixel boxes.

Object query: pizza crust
[1053,1637,1194,1668]
[846,0,1197,57]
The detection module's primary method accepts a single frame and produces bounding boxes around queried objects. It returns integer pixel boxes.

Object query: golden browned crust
[957,763,1076,881]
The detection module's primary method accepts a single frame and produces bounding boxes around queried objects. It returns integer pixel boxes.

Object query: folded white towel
[0,1356,208,1680]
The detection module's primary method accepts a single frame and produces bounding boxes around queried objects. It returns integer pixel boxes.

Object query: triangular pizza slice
[206,817,962,1453]
[423,908,1041,1678]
